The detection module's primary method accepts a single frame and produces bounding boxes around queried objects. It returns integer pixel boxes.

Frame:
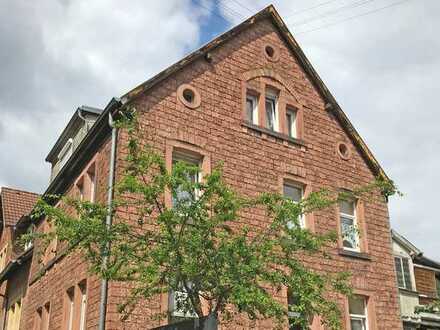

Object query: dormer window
[265,90,278,132]
[58,138,73,170]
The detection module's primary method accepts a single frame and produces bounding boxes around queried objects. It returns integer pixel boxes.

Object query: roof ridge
[0,187,40,196]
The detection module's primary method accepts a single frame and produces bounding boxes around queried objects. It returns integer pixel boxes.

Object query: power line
[289,0,378,26]
[193,0,234,24]
[224,0,257,14]
[214,0,246,21]
[284,0,345,18]
[296,0,412,35]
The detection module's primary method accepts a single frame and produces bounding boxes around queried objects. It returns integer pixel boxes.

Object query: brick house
[392,230,440,329]
[6,5,405,329]
[0,187,39,330]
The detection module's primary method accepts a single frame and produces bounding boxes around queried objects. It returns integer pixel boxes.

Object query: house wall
[414,266,438,304]
[104,17,402,330]
[20,15,402,330]
[20,138,113,330]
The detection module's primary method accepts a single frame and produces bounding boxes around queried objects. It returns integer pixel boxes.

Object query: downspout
[98,113,118,330]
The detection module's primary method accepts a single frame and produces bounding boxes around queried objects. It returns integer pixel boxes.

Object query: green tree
[29,111,398,329]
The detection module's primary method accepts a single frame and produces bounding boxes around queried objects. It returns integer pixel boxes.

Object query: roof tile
[0,187,39,227]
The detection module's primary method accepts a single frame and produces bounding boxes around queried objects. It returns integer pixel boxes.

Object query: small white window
[349,295,368,330]
[77,179,84,201]
[66,288,74,330]
[79,282,87,330]
[172,152,201,208]
[169,283,197,319]
[286,108,297,138]
[246,94,258,125]
[394,257,412,290]
[88,165,96,203]
[283,183,305,228]
[287,290,302,330]
[340,200,359,251]
[265,91,278,132]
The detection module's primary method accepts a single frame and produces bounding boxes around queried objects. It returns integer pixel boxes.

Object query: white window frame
[286,108,297,138]
[340,200,360,252]
[169,283,197,319]
[246,94,258,125]
[283,183,305,229]
[171,152,201,208]
[394,256,413,290]
[66,288,74,330]
[79,283,87,330]
[88,169,96,203]
[265,91,278,132]
[349,296,368,330]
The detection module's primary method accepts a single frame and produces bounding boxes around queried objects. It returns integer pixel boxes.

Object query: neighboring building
[8,5,404,329]
[0,187,39,330]
[392,230,440,329]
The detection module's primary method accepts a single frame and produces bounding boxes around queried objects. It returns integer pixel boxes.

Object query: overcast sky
[0,0,438,259]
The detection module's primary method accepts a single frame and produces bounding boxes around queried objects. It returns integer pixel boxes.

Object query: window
[79,281,87,330]
[349,295,368,330]
[24,226,34,251]
[40,302,50,330]
[87,164,96,203]
[0,244,8,272]
[33,308,42,330]
[265,91,278,131]
[169,282,197,320]
[65,287,74,330]
[6,300,22,330]
[246,94,258,125]
[287,290,302,330]
[172,152,201,208]
[76,178,84,201]
[286,108,298,138]
[394,256,412,290]
[436,275,440,298]
[283,183,305,228]
[339,200,359,251]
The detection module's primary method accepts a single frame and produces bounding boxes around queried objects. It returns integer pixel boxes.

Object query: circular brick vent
[263,43,280,62]
[337,142,351,160]
[177,84,201,109]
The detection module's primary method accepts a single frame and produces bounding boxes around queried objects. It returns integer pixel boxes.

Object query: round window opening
[177,84,201,109]
[265,45,275,58]
[183,88,195,104]
[337,142,351,160]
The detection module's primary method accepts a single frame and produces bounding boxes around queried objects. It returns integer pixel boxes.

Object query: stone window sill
[338,248,371,261]
[241,121,307,148]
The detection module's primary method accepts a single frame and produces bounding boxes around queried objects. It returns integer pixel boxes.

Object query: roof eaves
[391,229,422,256]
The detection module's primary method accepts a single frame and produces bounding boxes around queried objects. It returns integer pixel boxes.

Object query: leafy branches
[27,111,399,329]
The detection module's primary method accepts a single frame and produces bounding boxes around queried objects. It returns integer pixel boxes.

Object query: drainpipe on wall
[98,112,118,330]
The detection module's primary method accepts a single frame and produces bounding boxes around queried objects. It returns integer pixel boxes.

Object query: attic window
[177,84,201,109]
[58,138,73,169]
[337,142,351,160]
[263,43,279,62]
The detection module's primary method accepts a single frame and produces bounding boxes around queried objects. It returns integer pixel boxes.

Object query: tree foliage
[28,111,398,329]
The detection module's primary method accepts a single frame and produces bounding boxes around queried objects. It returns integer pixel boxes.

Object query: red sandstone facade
[3,5,404,330]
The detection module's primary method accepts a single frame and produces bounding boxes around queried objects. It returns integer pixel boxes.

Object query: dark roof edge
[45,105,103,162]
[0,247,33,283]
[120,5,389,181]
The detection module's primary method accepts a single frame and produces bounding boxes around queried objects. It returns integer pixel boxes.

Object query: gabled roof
[45,5,390,198]
[0,187,39,228]
[120,4,388,180]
